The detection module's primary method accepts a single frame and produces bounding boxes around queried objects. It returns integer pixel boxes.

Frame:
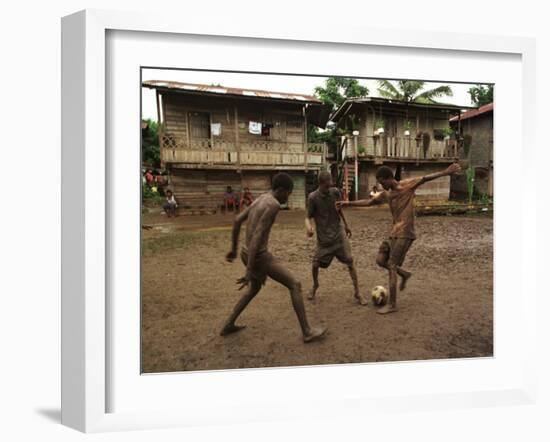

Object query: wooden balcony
[349,135,459,162]
[160,134,326,170]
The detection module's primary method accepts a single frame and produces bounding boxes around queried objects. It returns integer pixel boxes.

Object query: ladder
[342,162,356,202]
[336,136,356,202]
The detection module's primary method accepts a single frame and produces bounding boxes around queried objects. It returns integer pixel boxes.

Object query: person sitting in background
[224,186,239,212]
[155,171,168,195]
[145,169,154,186]
[163,190,178,217]
[240,187,254,211]
[155,171,165,187]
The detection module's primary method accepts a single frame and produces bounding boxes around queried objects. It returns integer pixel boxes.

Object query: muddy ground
[141,207,493,373]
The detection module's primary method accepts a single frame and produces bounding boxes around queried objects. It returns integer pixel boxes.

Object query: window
[188,111,211,139]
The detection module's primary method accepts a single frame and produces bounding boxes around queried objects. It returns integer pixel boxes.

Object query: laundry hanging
[261,122,273,136]
[211,123,221,136]
[248,121,262,135]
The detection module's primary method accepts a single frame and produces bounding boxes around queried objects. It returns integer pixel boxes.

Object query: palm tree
[377,80,453,104]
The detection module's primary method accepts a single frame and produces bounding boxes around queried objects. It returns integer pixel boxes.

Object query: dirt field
[141,207,493,373]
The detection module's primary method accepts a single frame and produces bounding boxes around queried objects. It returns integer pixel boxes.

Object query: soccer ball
[371,286,388,306]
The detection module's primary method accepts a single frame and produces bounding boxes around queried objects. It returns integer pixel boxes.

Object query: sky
[141,68,481,120]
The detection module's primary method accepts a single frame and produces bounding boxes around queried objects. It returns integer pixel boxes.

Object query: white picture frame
[61,9,537,433]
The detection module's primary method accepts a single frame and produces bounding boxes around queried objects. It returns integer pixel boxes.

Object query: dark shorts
[378,238,414,267]
[163,202,177,212]
[240,249,276,285]
[313,237,354,268]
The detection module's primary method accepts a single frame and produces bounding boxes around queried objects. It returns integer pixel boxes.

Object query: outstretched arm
[226,206,250,261]
[413,163,462,189]
[336,192,386,209]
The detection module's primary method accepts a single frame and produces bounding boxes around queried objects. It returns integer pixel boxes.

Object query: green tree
[314,77,369,110]
[309,77,369,148]
[468,84,493,107]
[377,80,453,103]
[142,119,160,168]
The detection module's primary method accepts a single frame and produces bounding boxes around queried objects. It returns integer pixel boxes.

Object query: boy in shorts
[337,163,461,314]
[222,173,327,343]
[305,170,366,305]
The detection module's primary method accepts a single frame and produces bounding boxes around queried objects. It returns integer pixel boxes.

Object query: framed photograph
[61,9,537,433]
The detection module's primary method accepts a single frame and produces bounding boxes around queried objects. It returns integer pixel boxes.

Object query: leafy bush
[142,119,160,168]
[442,127,455,138]
[478,193,492,205]
[142,183,164,205]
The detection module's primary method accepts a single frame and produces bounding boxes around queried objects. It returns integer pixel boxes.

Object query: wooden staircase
[336,136,356,201]
[342,162,356,201]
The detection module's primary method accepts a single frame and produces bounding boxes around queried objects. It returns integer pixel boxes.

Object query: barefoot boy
[337,163,461,314]
[305,170,366,305]
[222,172,327,343]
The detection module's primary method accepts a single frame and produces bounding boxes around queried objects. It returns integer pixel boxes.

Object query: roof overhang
[330,97,471,123]
[143,80,321,105]
[450,102,493,122]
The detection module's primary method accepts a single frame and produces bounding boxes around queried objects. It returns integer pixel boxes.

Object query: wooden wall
[161,92,306,152]
[286,173,306,209]
[169,169,307,212]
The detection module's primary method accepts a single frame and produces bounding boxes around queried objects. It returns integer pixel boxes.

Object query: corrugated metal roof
[330,96,471,122]
[142,80,321,103]
[449,102,493,122]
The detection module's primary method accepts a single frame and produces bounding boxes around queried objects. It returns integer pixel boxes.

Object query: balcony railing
[159,134,326,168]
[348,135,458,160]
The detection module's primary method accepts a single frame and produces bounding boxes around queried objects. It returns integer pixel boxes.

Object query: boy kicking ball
[337,163,461,314]
[222,172,327,343]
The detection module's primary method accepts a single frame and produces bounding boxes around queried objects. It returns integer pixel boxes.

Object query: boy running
[305,170,366,305]
[337,163,461,314]
[222,173,327,343]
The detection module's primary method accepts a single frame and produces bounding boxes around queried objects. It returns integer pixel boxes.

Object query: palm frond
[377,80,402,99]
[399,81,424,101]
[414,85,453,103]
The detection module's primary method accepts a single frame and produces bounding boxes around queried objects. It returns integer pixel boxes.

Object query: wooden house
[142,81,332,211]
[329,97,468,201]
[450,103,494,198]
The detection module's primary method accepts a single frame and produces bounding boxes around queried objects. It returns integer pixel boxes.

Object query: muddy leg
[308,263,320,300]
[376,253,411,291]
[398,268,412,290]
[348,263,367,305]
[377,264,398,315]
[267,261,327,342]
[220,280,262,335]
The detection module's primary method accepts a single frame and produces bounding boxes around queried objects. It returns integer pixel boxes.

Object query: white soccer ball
[371,286,388,306]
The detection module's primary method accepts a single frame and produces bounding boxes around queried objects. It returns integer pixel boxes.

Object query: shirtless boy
[222,172,327,343]
[305,170,366,305]
[337,163,461,314]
